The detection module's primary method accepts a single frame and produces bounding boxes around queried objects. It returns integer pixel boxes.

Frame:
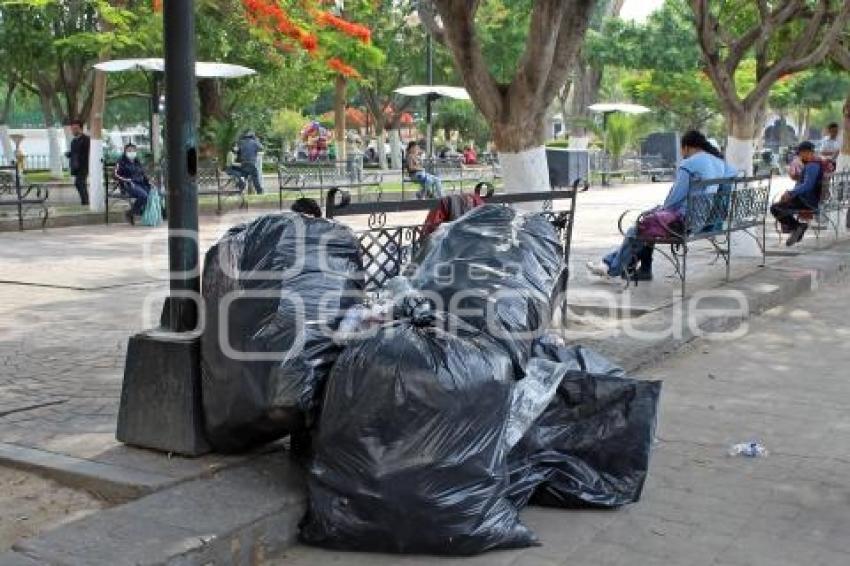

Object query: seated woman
[115,144,151,225]
[586,130,737,282]
[406,141,443,199]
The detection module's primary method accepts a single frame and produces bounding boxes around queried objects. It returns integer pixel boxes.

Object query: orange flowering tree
[242,0,384,157]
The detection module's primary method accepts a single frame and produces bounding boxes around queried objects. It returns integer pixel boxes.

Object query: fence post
[14,165,23,231]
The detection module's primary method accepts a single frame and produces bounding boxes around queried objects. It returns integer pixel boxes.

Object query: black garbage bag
[508,337,661,509]
[201,213,364,452]
[409,205,566,368]
[300,298,537,555]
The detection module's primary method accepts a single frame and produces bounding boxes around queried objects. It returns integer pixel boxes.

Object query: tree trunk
[0,83,15,160]
[838,93,850,172]
[493,116,550,203]
[39,91,64,178]
[334,75,347,162]
[375,121,387,170]
[568,61,601,149]
[197,78,224,129]
[87,69,107,212]
[389,128,402,170]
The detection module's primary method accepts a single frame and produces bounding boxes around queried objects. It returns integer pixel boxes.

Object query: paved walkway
[0,178,820,488]
[270,280,850,566]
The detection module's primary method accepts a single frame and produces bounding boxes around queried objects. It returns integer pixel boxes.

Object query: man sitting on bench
[770,141,825,247]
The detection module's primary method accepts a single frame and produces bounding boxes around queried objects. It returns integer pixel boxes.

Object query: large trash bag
[300,298,537,555]
[409,205,566,368]
[508,336,662,509]
[201,213,364,452]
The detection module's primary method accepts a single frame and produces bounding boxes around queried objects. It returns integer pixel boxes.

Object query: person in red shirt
[462,144,478,165]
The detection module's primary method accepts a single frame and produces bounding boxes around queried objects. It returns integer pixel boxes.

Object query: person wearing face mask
[115,143,151,225]
[586,130,737,281]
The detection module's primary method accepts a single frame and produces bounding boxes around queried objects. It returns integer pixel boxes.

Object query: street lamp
[116,0,209,457]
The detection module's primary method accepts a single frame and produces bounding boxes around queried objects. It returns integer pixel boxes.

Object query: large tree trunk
[334,75,347,162]
[389,127,402,170]
[375,121,387,170]
[429,0,597,202]
[87,69,107,212]
[838,93,850,172]
[39,91,64,178]
[198,78,225,129]
[0,83,15,160]
[568,59,601,149]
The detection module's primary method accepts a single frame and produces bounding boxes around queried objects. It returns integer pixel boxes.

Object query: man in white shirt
[819,122,841,162]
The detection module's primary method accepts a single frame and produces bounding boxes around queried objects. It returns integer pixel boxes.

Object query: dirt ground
[0,466,104,551]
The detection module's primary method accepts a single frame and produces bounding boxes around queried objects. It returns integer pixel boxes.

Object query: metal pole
[163,0,199,332]
[426,33,433,158]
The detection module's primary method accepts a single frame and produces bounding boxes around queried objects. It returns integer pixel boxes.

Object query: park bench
[619,175,771,298]
[0,164,49,230]
[770,170,850,243]
[196,160,247,214]
[324,181,579,325]
[277,161,384,207]
[638,154,676,183]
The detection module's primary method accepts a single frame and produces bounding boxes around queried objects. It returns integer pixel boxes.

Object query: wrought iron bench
[0,165,49,230]
[196,160,247,214]
[277,161,383,208]
[324,182,579,325]
[619,175,771,298]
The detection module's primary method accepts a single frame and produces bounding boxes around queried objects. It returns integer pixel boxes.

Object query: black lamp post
[116,0,209,457]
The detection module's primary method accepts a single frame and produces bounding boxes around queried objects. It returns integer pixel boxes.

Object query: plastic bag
[300,298,536,555]
[508,340,661,509]
[140,189,162,227]
[409,205,566,369]
[200,213,364,452]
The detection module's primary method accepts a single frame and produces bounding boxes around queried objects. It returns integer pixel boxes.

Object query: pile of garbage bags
[200,206,662,555]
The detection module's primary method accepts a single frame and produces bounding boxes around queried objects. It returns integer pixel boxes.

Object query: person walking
[67,119,90,206]
[235,131,264,194]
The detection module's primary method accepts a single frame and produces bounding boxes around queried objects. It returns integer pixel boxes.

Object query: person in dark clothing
[770,141,825,247]
[66,119,90,205]
[115,143,150,225]
[233,131,264,194]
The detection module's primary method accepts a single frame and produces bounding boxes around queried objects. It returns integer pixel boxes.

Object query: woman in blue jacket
[587,130,737,281]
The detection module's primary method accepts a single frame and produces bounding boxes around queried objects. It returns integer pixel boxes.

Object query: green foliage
[270,108,306,148]
[473,0,533,84]
[204,117,241,164]
[433,100,491,148]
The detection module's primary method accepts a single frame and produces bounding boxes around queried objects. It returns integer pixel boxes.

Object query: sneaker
[586,260,611,278]
[124,210,135,226]
[786,223,808,247]
[629,270,653,282]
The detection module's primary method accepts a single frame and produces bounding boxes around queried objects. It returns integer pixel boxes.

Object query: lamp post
[426,33,434,158]
[116,0,209,457]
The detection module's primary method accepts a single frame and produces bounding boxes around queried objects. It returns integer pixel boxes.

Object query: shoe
[586,260,611,278]
[785,223,808,246]
[124,210,135,225]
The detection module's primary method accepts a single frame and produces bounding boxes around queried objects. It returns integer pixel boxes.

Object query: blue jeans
[226,163,263,194]
[125,181,149,216]
[413,171,443,198]
[603,226,654,277]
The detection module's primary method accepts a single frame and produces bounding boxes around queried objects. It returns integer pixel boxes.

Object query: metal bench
[620,175,771,298]
[103,160,136,223]
[277,161,383,207]
[195,161,247,214]
[0,164,49,230]
[324,182,579,325]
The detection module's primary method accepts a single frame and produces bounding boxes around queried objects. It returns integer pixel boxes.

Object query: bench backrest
[325,187,578,292]
[686,175,771,235]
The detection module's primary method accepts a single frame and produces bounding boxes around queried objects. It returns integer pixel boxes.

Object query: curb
[0,452,305,566]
